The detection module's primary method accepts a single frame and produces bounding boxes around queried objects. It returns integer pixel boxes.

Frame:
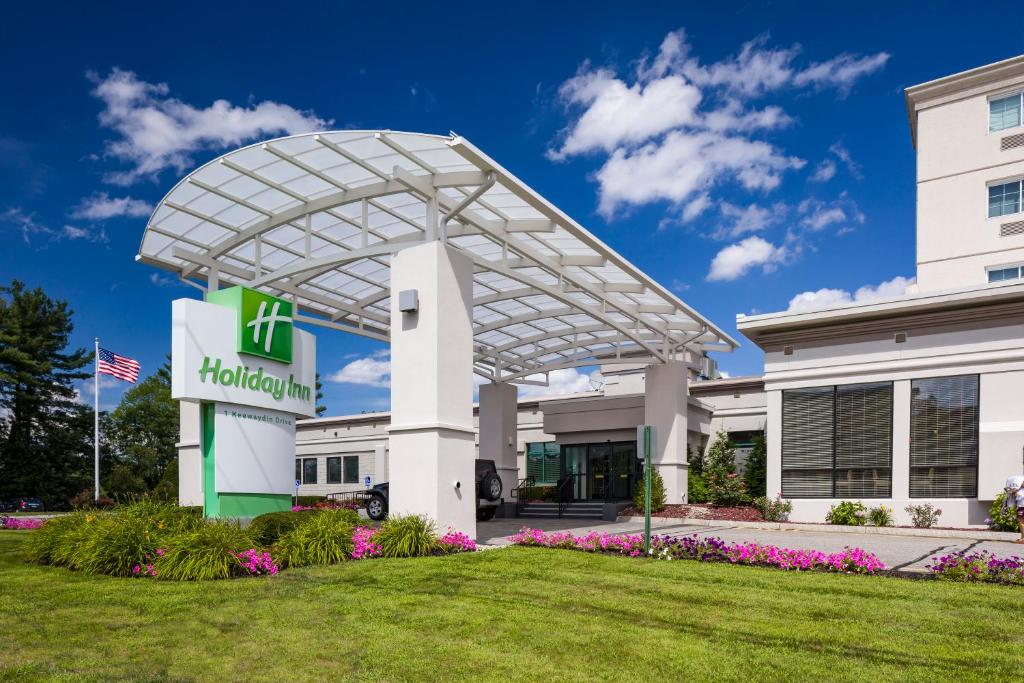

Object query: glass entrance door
[587,444,612,501]
[610,443,636,500]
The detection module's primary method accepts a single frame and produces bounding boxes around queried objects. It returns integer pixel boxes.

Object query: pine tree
[315,373,326,416]
[743,434,768,498]
[633,468,666,513]
[706,431,737,474]
[0,281,92,507]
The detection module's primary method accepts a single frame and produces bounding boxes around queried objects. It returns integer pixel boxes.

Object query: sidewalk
[478,516,1024,573]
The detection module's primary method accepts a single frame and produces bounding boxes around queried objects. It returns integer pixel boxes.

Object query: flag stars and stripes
[98,348,140,383]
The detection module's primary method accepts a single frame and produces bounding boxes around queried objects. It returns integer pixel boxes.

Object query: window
[301,458,318,485]
[526,442,562,484]
[910,375,979,498]
[343,455,359,484]
[990,93,1022,132]
[988,180,1021,218]
[327,457,341,484]
[988,265,1022,282]
[782,383,893,498]
[295,459,301,483]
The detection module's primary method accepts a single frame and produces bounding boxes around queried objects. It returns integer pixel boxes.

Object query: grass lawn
[1,531,1021,682]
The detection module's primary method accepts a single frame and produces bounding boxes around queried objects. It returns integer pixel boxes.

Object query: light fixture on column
[398,289,418,313]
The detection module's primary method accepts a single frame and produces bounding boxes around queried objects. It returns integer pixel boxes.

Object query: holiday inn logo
[207,286,293,363]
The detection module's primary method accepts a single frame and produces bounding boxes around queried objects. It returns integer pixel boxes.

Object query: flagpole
[94,338,100,502]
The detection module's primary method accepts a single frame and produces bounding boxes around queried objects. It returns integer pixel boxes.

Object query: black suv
[365,459,503,522]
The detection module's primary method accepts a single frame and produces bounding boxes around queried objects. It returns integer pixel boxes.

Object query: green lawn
[0,531,1020,682]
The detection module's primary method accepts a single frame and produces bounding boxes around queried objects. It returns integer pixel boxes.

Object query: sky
[2,1,1021,415]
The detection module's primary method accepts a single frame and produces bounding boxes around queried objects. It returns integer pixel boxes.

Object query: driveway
[478,516,1024,572]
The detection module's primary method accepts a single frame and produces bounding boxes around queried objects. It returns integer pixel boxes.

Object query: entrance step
[517,501,608,520]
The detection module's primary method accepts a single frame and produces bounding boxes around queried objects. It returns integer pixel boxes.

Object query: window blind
[327,457,341,484]
[835,382,892,497]
[910,375,979,498]
[782,386,835,498]
[990,93,1022,132]
[782,383,893,498]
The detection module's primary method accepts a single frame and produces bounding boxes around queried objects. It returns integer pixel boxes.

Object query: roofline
[689,375,765,393]
[905,54,1024,148]
[737,280,1024,347]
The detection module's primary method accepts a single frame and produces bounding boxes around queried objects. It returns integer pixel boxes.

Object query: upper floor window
[988,180,1021,217]
[988,265,1022,282]
[990,93,1023,132]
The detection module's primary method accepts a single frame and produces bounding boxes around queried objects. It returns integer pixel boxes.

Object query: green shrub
[753,494,792,522]
[117,498,204,534]
[988,493,1019,532]
[76,514,158,577]
[904,503,941,529]
[742,435,767,498]
[70,490,114,510]
[24,513,90,565]
[156,522,256,580]
[294,495,327,506]
[867,505,894,527]
[707,471,748,507]
[249,510,315,546]
[373,515,439,558]
[688,472,709,504]
[826,501,867,526]
[632,468,666,513]
[274,509,356,568]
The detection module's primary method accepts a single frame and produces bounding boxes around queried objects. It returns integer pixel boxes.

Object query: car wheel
[481,473,502,501]
[366,495,387,521]
[477,506,497,522]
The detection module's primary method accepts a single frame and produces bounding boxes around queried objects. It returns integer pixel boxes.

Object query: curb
[620,515,1020,542]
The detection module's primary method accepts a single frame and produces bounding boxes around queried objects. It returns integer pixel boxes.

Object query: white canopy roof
[139,130,736,382]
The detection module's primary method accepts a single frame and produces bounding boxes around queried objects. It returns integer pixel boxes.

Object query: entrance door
[609,443,636,500]
[587,444,612,501]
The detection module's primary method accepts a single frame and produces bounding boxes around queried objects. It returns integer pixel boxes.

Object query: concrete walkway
[478,516,1024,573]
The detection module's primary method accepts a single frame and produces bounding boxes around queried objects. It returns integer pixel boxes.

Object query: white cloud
[714,202,782,240]
[549,70,702,159]
[149,272,180,287]
[793,53,891,94]
[798,196,865,232]
[61,224,108,243]
[829,141,862,179]
[810,159,836,182]
[328,350,391,388]
[516,369,603,398]
[595,130,803,217]
[550,30,887,221]
[787,275,915,312]
[71,192,152,220]
[707,236,788,281]
[1,207,51,243]
[89,68,331,185]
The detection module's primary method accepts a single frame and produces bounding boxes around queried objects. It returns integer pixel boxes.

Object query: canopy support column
[479,382,518,517]
[644,361,689,504]
[388,241,477,537]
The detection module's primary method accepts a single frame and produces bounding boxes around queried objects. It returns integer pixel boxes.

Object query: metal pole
[644,426,652,554]
[94,338,100,501]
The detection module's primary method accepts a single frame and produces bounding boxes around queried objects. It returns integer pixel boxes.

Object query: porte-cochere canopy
[139,131,737,383]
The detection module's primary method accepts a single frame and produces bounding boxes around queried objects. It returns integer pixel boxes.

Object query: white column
[644,361,689,503]
[388,241,476,537]
[479,382,518,509]
[373,443,388,486]
[177,400,204,506]
[766,390,782,498]
[891,380,911,503]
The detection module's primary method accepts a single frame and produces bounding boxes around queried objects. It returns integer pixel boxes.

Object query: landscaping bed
[2,533,1023,680]
[619,503,764,521]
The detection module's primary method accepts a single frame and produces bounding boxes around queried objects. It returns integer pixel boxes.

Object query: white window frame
[986,177,1023,219]
[988,90,1024,134]
[986,263,1024,283]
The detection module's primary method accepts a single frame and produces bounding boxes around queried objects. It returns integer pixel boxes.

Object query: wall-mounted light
[398,289,419,313]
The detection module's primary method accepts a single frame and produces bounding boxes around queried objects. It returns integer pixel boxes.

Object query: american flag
[98,348,140,383]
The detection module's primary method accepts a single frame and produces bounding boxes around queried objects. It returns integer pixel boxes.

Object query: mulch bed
[620,504,764,522]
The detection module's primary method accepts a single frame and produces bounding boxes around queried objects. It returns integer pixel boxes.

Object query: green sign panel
[208,286,293,363]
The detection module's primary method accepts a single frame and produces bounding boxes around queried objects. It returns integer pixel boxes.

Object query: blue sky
[2,2,1020,414]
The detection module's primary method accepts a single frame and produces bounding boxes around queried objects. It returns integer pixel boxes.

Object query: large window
[301,458,318,485]
[327,457,341,484]
[910,375,979,498]
[782,383,893,498]
[990,93,1022,132]
[343,455,359,484]
[988,180,1021,218]
[526,442,562,484]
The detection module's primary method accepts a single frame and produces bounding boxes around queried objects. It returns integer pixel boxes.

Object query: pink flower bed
[439,530,477,553]
[352,526,381,559]
[509,528,886,575]
[236,548,279,576]
[1,516,44,530]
